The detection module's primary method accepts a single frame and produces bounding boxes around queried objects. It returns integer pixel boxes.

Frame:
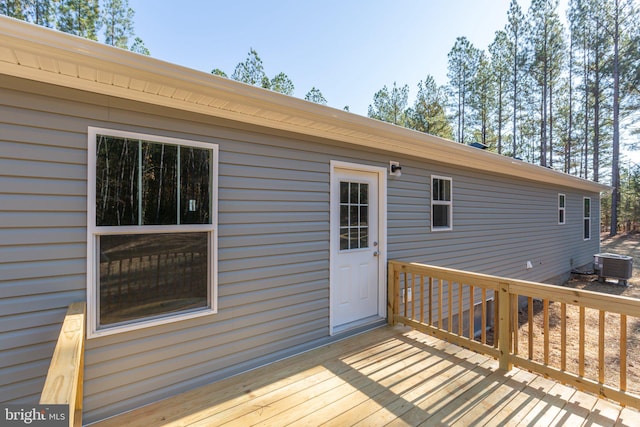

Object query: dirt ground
[517,232,640,395]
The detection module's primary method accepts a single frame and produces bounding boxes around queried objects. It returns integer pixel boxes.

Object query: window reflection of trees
[96,135,211,226]
[94,134,214,327]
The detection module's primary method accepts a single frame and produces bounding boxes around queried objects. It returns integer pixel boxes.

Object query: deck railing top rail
[388,260,640,410]
[40,302,86,427]
[390,260,640,316]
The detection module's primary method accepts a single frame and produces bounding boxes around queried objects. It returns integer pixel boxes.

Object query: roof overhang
[0,16,610,194]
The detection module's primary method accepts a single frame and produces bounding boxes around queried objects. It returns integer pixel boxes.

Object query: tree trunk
[611,0,621,236]
[512,71,517,157]
[567,33,574,174]
[583,36,589,180]
[498,78,503,154]
[549,75,554,169]
[593,58,600,183]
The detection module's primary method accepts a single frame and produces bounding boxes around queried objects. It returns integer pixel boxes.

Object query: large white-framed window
[87,127,218,338]
[583,197,591,240]
[558,193,566,225]
[431,175,452,231]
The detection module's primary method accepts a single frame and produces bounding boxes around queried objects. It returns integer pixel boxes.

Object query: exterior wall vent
[469,142,488,150]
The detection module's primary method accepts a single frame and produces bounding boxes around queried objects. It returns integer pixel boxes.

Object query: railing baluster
[469,285,475,339]
[448,279,453,332]
[494,289,499,349]
[561,302,566,371]
[527,296,533,360]
[438,277,443,330]
[395,268,400,322]
[512,293,518,356]
[411,273,416,320]
[403,272,408,318]
[579,306,585,377]
[481,288,487,344]
[599,310,605,384]
[621,314,627,392]
[458,281,463,336]
[544,299,549,365]
[428,276,433,326]
[419,275,425,323]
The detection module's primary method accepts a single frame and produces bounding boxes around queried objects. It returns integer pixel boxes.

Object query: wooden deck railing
[388,260,640,409]
[40,302,86,427]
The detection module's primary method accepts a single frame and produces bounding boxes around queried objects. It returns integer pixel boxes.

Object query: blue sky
[128,0,536,116]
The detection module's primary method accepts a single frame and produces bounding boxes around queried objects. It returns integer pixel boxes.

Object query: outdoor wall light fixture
[389,161,402,177]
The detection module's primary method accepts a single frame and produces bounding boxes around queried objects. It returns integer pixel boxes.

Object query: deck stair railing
[40,302,86,427]
[388,260,640,410]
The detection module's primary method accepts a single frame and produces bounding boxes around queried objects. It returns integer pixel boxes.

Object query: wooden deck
[91,326,638,427]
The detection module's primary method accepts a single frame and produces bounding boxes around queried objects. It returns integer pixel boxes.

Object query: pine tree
[100,0,134,48]
[0,0,26,20]
[489,30,511,155]
[269,72,295,95]
[569,0,590,178]
[56,0,100,40]
[470,52,495,147]
[564,13,578,174]
[231,48,268,87]
[528,0,566,167]
[211,68,228,78]
[506,0,527,158]
[609,0,639,235]
[570,0,614,182]
[367,82,409,126]
[447,36,480,144]
[407,75,453,139]
[23,0,56,26]
[305,87,327,105]
[130,36,150,55]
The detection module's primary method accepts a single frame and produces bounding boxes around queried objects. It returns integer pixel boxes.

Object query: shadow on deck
[90,326,638,426]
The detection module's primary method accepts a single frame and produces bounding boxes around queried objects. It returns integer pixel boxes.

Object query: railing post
[498,282,512,371]
[387,262,396,326]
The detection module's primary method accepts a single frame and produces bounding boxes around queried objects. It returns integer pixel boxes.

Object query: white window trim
[431,175,453,231]
[558,193,566,225]
[583,197,591,241]
[86,127,219,338]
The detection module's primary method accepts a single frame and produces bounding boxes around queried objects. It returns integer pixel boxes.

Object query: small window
[88,128,218,337]
[558,194,566,225]
[431,176,452,231]
[583,197,591,240]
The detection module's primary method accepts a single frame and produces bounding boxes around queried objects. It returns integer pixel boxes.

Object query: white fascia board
[0,16,610,194]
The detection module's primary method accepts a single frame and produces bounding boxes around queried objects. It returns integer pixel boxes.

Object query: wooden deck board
[90,326,638,427]
[551,389,599,426]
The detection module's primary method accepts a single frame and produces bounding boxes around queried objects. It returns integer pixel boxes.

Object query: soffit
[0,16,610,193]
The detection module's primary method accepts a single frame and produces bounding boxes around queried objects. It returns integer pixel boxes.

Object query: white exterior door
[331,163,384,333]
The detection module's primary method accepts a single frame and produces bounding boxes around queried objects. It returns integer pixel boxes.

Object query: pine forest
[2,0,639,232]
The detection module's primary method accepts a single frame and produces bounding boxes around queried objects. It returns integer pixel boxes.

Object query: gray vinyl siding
[386,158,600,282]
[0,81,600,424]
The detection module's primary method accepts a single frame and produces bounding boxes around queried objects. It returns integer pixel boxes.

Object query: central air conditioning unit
[594,253,633,286]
